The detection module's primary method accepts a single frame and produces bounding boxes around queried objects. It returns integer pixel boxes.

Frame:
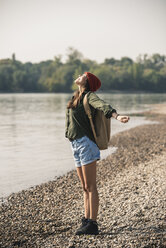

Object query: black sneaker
[74,217,89,234]
[75,219,99,235]
[78,217,89,229]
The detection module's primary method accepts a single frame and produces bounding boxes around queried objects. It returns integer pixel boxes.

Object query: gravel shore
[0,107,166,248]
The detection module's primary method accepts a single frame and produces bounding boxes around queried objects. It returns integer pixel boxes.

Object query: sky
[0,0,166,64]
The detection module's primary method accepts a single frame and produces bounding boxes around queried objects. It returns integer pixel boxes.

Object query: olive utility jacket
[65,90,117,144]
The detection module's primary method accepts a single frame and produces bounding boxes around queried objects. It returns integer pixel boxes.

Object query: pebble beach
[0,104,166,248]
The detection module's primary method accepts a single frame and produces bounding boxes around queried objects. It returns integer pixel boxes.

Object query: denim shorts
[70,135,100,167]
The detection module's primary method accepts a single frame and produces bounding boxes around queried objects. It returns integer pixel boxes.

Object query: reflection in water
[98,92,166,113]
[0,93,165,198]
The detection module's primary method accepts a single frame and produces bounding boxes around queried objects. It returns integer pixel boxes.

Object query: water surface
[0,93,165,198]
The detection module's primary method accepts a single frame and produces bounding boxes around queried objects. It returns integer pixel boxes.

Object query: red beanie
[84,72,101,92]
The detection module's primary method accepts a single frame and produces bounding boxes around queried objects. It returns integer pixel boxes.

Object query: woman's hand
[117,115,130,123]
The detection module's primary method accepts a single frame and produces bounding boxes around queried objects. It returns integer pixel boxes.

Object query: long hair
[67,79,90,109]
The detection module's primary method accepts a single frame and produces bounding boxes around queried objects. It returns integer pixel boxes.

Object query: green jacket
[65,90,117,144]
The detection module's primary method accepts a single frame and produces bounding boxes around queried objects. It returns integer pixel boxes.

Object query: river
[0,92,165,198]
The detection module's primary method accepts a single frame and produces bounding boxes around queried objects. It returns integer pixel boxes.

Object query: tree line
[0,47,166,93]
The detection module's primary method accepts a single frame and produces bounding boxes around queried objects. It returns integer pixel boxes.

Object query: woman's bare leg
[82,160,99,221]
[76,167,90,219]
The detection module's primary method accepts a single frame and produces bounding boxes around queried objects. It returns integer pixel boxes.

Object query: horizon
[1,50,166,64]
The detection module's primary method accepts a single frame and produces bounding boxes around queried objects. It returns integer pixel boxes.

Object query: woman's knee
[82,184,88,192]
[85,184,97,193]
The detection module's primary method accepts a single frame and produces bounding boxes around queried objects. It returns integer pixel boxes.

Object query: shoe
[75,219,99,235]
[82,217,89,227]
[78,217,89,229]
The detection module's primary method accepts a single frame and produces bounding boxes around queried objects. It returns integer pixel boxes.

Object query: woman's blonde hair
[67,79,90,109]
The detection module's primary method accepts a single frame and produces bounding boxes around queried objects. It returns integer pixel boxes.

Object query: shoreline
[1,91,166,94]
[0,105,166,247]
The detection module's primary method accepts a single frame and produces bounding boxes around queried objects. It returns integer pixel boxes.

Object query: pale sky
[0,0,166,63]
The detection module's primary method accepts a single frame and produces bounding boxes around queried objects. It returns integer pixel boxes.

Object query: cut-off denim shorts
[70,135,101,167]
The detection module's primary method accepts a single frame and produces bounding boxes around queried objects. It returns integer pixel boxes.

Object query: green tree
[0,50,166,93]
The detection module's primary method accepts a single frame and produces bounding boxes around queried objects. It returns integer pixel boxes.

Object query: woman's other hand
[117,115,130,123]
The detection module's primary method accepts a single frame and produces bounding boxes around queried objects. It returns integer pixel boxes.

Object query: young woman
[65,72,130,235]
